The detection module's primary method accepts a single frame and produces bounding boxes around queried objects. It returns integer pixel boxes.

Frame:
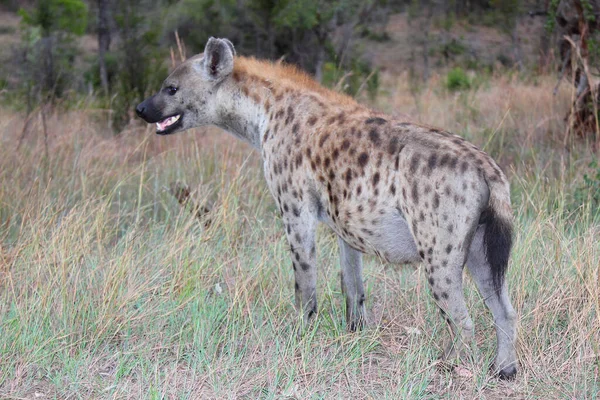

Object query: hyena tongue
[156,115,180,131]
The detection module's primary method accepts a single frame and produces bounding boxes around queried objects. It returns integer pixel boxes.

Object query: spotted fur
[136,37,518,379]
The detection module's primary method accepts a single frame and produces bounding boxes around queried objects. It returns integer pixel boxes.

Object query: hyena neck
[213,80,269,149]
[214,57,361,152]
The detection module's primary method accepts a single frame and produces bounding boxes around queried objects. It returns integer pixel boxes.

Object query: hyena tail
[482,178,514,292]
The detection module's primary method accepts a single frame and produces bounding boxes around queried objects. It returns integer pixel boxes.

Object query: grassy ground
[0,74,599,399]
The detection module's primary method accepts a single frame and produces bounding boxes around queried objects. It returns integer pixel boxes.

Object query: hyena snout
[136,95,184,135]
[136,96,163,123]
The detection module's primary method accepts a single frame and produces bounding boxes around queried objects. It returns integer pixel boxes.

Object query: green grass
[0,74,599,398]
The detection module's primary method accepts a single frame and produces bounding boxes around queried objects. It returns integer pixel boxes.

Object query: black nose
[135,103,145,118]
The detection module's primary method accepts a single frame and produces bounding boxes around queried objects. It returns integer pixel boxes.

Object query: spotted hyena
[136,37,518,379]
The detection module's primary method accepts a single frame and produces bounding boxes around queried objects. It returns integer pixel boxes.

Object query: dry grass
[0,73,599,399]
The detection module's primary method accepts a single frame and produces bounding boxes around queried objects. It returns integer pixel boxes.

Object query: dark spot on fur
[358,152,369,168]
[308,116,317,126]
[390,183,396,195]
[319,133,330,147]
[428,153,438,170]
[411,181,419,204]
[372,172,380,187]
[461,161,469,173]
[445,277,452,285]
[369,129,381,146]
[361,228,374,236]
[332,148,340,160]
[341,139,351,151]
[441,292,449,299]
[410,154,421,174]
[388,137,399,155]
[445,244,453,254]
[366,117,386,125]
[419,250,425,259]
[292,205,300,217]
[433,193,440,209]
[345,169,353,185]
[300,262,311,271]
[433,292,440,301]
[357,185,362,196]
[429,277,435,286]
[449,156,458,169]
[296,153,303,168]
[439,153,450,167]
[285,106,294,125]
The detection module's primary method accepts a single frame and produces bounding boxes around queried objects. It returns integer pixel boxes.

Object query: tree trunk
[97,0,111,95]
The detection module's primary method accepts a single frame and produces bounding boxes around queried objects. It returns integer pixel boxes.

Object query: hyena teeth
[156,114,181,131]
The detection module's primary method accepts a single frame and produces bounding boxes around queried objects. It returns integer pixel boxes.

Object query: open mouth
[156,114,182,135]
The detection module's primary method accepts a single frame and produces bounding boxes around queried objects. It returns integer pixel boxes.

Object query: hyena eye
[165,86,178,96]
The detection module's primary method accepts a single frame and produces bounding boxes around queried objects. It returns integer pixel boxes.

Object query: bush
[15,0,88,101]
[110,0,169,131]
[446,67,471,91]
[84,52,119,92]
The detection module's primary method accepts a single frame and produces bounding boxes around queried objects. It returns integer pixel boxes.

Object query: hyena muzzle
[136,37,518,379]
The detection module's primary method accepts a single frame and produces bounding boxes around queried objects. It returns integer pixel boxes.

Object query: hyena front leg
[283,210,318,327]
[338,237,366,331]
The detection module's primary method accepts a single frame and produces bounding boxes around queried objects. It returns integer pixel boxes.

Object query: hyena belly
[366,207,421,263]
[321,199,420,264]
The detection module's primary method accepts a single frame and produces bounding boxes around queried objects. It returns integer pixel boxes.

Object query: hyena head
[135,37,235,135]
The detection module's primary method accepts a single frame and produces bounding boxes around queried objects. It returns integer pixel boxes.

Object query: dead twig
[169,182,212,227]
[16,106,40,151]
[553,47,571,96]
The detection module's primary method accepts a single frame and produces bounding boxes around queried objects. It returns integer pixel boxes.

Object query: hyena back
[136,37,518,379]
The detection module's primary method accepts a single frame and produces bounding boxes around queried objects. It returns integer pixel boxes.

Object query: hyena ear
[200,37,235,81]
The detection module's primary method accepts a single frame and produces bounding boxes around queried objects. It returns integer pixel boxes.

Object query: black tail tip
[483,207,513,291]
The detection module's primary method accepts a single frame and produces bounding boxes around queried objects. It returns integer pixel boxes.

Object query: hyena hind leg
[423,247,475,365]
[338,237,367,331]
[466,226,518,380]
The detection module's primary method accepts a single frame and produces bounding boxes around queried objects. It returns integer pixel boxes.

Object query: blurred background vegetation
[0,0,597,135]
